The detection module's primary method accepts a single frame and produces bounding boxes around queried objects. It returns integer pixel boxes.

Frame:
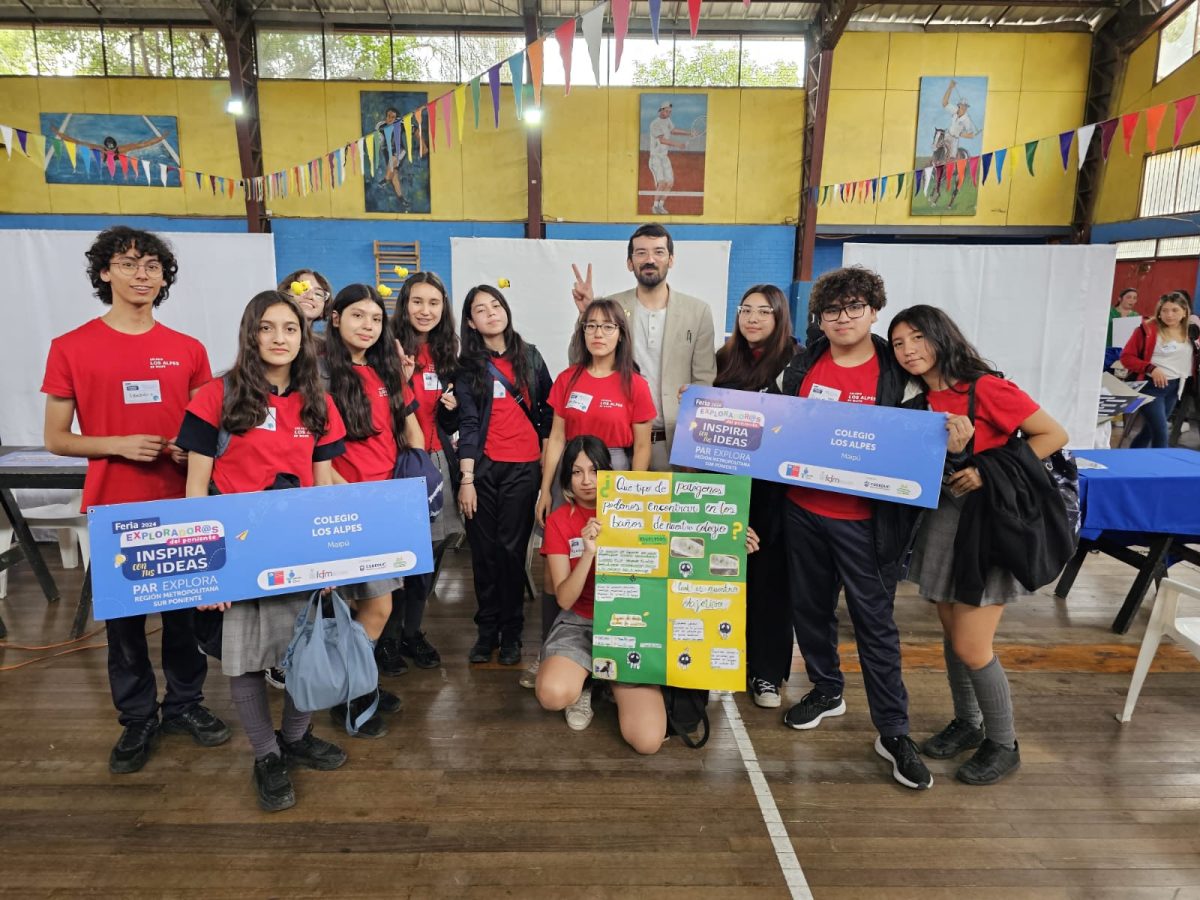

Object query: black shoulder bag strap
[486,359,537,427]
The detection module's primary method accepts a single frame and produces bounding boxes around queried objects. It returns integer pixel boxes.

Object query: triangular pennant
[1145,103,1167,152]
[31,133,48,170]
[402,114,414,162]
[922,165,934,196]
[82,145,93,173]
[471,76,482,128]
[981,152,992,184]
[455,85,467,138]
[442,90,453,147]
[968,155,979,186]
[1099,118,1118,159]
[64,139,77,169]
[1173,95,1196,147]
[119,154,130,178]
[366,130,376,174]
[896,171,904,196]
[555,20,576,95]
[995,148,1007,183]
[91,147,102,172]
[581,4,606,86]
[142,159,151,184]
[914,169,924,194]
[509,52,525,118]
[955,157,966,188]
[428,99,438,150]
[528,40,544,106]
[383,123,395,157]
[16,129,28,155]
[229,178,236,198]
[0,124,10,159]
[612,0,632,70]
[488,64,502,127]
[837,183,845,202]
[1024,140,1038,175]
[1120,111,1139,154]
[1075,123,1096,171]
[649,0,662,42]
[870,178,877,202]
[159,162,168,186]
[880,175,888,198]
[110,152,121,179]
[821,185,830,205]
[1058,130,1074,170]
[687,0,701,37]
[209,175,217,194]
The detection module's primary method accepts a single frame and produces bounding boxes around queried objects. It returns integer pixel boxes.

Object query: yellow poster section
[819,32,1093,227]
[1093,30,1200,224]
[595,471,670,579]
[666,578,746,692]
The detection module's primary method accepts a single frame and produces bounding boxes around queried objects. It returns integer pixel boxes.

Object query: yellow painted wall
[540,86,805,224]
[1093,32,1200,223]
[818,32,1092,227]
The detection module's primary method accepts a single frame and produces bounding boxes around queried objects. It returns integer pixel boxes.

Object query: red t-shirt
[548,366,656,448]
[540,502,596,619]
[926,375,1039,454]
[179,379,346,494]
[411,344,445,452]
[332,366,417,483]
[786,353,880,521]
[41,318,212,512]
[484,356,540,463]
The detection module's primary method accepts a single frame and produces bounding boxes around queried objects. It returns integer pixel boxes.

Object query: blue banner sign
[88,480,433,620]
[670,386,948,509]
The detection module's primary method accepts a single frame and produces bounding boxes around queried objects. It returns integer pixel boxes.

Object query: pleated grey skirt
[221,591,309,676]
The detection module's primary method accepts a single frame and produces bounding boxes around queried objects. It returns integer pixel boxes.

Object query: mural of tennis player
[647,100,697,215]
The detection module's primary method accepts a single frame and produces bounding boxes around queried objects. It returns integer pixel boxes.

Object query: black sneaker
[749,677,781,709]
[498,638,522,666]
[377,687,403,714]
[252,752,296,812]
[956,739,1021,786]
[783,688,847,730]
[401,631,441,669]
[375,637,409,676]
[277,727,347,771]
[875,735,933,790]
[108,718,160,774]
[330,694,388,739]
[921,718,985,759]
[161,704,232,747]
[265,667,286,689]
[468,634,497,663]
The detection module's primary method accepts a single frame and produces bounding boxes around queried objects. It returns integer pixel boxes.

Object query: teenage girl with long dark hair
[456,285,553,667]
[323,283,424,737]
[384,271,463,672]
[713,284,798,710]
[178,291,348,812]
[1120,291,1198,448]
[523,299,655,691]
[889,304,1067,785]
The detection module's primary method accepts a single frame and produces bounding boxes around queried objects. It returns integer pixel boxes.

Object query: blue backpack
[393,448,444,522]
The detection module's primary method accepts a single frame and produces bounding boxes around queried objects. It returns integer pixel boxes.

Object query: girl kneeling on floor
[178,290,349,812]
[535,435,667,754]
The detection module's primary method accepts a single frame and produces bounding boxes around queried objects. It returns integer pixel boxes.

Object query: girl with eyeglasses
[456,285,553,667]
[322,284,425,738]
[277,269,334,333]
[379,271,463,674]
[177,290,349,812]
[714,284,799,711]
[525,299,655,695]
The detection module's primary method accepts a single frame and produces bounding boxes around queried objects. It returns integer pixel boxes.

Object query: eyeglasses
[737,306,775,320]
[631,249,669,262]
[110,258,164,277]
[583,322,619,335]
[301,288,330,302]
[819,301,869,323]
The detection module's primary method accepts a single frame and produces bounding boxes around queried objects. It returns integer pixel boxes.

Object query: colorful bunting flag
[509,52,525,119]
[955,158,966,189]
[995,147,1006,183]
[471,76,482,128]
[1120,111,1139,154]
[442,90,453,147]
[402,114,414,162]
[0,124,10,159]
[981,152,992,184]
[555,20,576,95]
[914,168,924,195]
[109,152,120,179]
[16,129,27,155]
[528,40,544,106]
[1099,118,1118,159]
[581,4,606,86]
[159,163,168,186]
[1145,103,1167,152]
[649,0,662,42]
[428,99,438,150]
[488,64,502,127]
[455,85,467,139]
[687,0,702,37]
[64,139,77,169]
[895,172,904,197]
[612,0,632,70]
[142,159,151,184]
[1075,123,1096,171]
[968,155,979,186]
[1058,130,1074,170]
[880,175,888,198]
[1174,95,1196,147]
[1024,140,1038,175]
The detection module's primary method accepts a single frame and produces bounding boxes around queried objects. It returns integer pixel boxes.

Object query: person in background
[384,271,463,674]
[1107,288,1140,347]
[1120,291,1198,448]
[42,226,229,775]
[456,285,553,666]
[277,269,334,335]
[569,223,717,469]
[890,305,1068,786]
[177,291,348,812]
[714,284,799,710]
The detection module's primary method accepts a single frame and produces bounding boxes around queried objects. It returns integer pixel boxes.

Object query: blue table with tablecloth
[1053,448,1200,633]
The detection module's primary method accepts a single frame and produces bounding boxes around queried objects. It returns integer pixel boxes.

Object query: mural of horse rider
[912,76,987,217]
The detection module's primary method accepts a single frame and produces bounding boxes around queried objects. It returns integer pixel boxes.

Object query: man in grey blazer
[571,224,717,470]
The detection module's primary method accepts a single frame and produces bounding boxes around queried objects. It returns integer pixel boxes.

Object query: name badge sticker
[566,391,593,413]
[493,381,507,399]
[568,537,585,559]
[423,371,441,391]
[256,408,278,431]
[122,380,162,405]
[809,384,841,402]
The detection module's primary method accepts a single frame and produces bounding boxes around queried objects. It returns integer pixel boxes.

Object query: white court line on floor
[636,190,706,197]
[719,691,814,900]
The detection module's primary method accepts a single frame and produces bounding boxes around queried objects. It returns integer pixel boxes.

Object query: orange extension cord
[0,626,161,672]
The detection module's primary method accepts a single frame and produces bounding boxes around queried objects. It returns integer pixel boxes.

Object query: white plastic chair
[0,491,89,599]
[1118,577,1200,723]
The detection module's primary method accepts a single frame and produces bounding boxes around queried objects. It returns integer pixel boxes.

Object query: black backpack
[663,686,711,749]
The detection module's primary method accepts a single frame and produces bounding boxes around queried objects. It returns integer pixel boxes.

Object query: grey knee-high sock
[229,671,280,760]
[944,639,983,727]
[966,655,1016,749]
[279,690,312,744]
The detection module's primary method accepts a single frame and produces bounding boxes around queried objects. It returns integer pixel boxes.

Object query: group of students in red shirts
[41,224,1070,812]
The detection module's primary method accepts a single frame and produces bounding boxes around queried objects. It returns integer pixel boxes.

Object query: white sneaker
[750,677,781,709]
[519,658,540,689]
[564,685,594,731]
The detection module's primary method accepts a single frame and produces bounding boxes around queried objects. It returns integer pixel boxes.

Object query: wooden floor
[2,542,1200,899]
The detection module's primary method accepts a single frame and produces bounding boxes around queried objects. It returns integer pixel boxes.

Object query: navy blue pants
[1130,379,1180,448]
[106,609,207,726]
[784,503,910,737]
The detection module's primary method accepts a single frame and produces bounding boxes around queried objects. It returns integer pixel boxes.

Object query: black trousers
[464,456,539,642]
[105,608,207,726]
[745,540,793,686]
[784,503,909,737]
